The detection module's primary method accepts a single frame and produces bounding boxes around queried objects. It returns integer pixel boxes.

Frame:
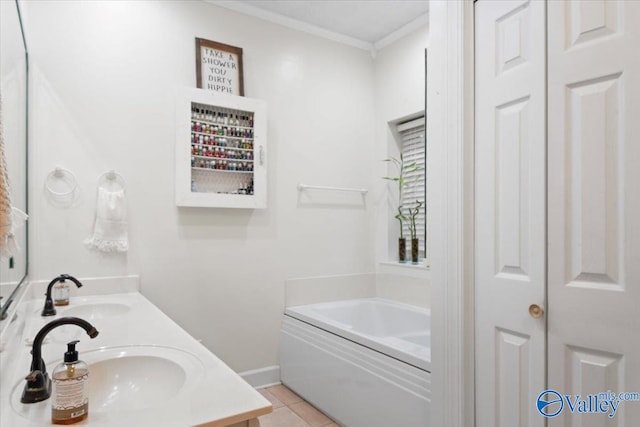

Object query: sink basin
[61,302,131,320]
[28,300,132,343]
[11,345,206,421]
[87,346,205,411]
[33,300,131,320]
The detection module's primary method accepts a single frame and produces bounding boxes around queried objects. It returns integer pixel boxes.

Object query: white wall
[373,26,429,261]
[25,0,375,372]
[372,26,431,302]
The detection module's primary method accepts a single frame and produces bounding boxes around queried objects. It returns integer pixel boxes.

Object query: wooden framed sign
[195,38,244,96]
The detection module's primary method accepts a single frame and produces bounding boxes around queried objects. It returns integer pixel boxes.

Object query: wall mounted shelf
[175,88,267,208]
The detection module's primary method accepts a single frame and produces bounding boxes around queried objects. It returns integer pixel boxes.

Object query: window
[398,117,426,259]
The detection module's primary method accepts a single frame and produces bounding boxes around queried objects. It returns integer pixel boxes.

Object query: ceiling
[209,0,429,51]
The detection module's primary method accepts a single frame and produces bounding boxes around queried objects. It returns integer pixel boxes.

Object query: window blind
[398,117,426,258]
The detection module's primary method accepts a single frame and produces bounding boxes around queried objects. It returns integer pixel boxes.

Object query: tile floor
[256,384,340,427]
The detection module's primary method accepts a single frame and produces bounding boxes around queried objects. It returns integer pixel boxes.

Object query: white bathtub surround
[281,298,430,427]
[375,273,431,309]
[377,260,431,278]
[285,272,431,311]
[0,288,271,426]
[284,273,376,307]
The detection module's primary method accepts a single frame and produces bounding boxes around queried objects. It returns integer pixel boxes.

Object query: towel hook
[98,170,126,191]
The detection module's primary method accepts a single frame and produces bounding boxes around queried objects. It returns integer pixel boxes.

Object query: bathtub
[280,298,430,427]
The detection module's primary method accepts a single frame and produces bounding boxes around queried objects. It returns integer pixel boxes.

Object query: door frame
[427,1,475,427]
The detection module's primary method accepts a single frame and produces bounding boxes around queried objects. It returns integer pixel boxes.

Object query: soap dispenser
[53,279,70,306]
[52,340,89,424]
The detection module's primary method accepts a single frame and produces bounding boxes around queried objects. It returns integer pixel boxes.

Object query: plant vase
[411,238,419,264]
[398,238,407,263]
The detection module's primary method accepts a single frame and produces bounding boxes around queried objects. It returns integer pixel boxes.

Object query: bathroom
[3,1,640,426]
[1,0,431,426]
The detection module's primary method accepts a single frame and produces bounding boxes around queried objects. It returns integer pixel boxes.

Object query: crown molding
[205,0,374,52]
[205,0,428,56]
[374,12,429,51]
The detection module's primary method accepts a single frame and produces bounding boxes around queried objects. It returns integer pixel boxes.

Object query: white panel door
[475,1,546,426]
[547,0,640,425]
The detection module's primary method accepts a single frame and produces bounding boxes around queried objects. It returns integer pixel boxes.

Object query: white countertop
[0,291,271,426]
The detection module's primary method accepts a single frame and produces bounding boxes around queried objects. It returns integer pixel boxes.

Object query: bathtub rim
[284,297,431,372]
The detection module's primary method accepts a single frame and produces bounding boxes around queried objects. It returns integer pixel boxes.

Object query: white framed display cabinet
[175,88,267,208]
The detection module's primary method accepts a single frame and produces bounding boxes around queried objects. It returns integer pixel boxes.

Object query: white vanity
[0,280,271,427]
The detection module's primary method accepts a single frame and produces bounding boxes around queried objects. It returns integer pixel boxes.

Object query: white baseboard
[239,365,281,389]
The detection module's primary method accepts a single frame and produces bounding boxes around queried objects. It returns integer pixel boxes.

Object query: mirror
[0,0,29,320]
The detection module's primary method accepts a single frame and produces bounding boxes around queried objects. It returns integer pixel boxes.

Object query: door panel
[475,1,546,426]
[548,0,640,425]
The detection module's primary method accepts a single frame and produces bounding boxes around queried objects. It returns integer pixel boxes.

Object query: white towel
[0,207,28,259]
[85,187,129,253]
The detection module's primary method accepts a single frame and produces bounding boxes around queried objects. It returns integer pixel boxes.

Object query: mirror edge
[0,0,30,323]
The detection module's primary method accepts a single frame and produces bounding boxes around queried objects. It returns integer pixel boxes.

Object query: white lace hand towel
[85,187,128,253]
[1,207,28,258]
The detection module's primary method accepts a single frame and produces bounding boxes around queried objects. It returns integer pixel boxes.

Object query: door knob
[529,304,545,319]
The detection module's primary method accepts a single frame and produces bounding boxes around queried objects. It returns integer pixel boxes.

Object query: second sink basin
[62,302,131,320]
[32,297,132,320]
[28,298,133,343]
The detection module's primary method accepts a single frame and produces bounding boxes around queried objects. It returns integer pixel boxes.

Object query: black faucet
[21,317,99,403]
[42,274,83,316]
[0,296,10,320]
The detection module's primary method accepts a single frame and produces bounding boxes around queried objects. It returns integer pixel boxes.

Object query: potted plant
[395,205,408,263]
[383,154,420,263]
[407,200,423,264]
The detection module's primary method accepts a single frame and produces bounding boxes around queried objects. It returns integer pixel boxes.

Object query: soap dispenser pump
[52,340,89,424]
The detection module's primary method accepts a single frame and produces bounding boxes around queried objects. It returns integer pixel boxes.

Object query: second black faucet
[42,274,83,317]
